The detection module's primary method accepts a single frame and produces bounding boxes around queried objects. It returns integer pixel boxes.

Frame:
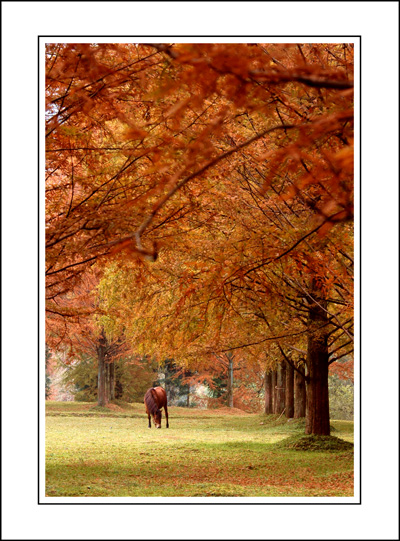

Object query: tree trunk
[105,361,110,403]
[109,361,115,401]
[305,279,331,435]
[285,361,294,418]
[272,370,278,413]
[275,363,286,414]
[97,331,108,407]
[227,353,234,408]
[294,365,306,418]
[264,371,274,414]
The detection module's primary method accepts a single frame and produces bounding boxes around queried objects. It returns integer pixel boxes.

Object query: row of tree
[47,344,353,418]
[45,42,354,434]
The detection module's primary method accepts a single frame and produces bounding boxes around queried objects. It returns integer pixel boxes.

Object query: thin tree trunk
[276,363,286,414]
[264,371,273,414]
[109,361,115,401]
[97,331,108,407]
[285,361,294,418]
[305,279,331,435]
[227,353,234,408]
[105,361,110,403]
[294,365,306,418]
[272,370,278,413]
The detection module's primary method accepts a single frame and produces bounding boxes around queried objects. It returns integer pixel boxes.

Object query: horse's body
[144,386,169,428]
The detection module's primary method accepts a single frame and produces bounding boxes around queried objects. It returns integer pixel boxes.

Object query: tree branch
[277,342,308,381]
[132,122,301,260]
[328,349,353,365]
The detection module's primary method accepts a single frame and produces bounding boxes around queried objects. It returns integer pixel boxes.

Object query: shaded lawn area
[45,401,354,498]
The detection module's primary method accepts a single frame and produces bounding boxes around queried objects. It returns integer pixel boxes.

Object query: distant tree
[285,361,295,418]
[328,374,354,420]
[63,354,98,401]
[264,371,274,414]
[294,364,307,418]
[275,362,286,414]
[62,353,157,403]
[156,360,192,406]
[45,345,54,399]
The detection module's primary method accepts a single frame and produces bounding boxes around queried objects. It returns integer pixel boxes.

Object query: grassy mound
[274,434,354,452]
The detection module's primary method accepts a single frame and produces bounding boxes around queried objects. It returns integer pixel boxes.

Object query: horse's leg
[164,404,169,428]
[148,413,151,428]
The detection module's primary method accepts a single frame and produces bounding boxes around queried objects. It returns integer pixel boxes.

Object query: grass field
[45,401,354,498]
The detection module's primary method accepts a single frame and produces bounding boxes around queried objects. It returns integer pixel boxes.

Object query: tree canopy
[45,42,354,433]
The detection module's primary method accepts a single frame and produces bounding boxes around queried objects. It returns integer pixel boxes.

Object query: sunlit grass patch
[45,401,354,497]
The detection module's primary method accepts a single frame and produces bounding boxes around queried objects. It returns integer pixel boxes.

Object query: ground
[45,401,354,498]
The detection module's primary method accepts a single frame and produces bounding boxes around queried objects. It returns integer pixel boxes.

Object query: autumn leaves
[45,43,354,432]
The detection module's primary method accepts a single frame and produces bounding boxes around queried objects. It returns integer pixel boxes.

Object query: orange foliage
[45,42,354,386]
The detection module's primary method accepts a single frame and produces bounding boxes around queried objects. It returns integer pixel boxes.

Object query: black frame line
[38,34,361,506]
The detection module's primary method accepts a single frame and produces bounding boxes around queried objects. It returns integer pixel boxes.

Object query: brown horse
[144,386,169,429]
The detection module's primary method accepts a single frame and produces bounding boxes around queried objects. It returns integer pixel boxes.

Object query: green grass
[45,401,354,498]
